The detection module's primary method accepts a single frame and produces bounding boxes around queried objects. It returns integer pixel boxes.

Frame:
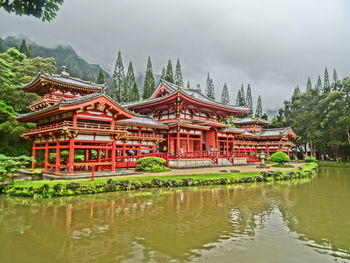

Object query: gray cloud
[1,0,350,113]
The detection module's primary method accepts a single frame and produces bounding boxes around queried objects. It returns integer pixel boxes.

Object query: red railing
[30,94,62,106]
[126,133,164,139]
[24,121,126,135]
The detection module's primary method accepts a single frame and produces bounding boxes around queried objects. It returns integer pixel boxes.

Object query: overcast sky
[1,0,350,113]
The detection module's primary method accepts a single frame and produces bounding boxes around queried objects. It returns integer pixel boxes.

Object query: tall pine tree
[333,68,338,83]
[255,95,263,117]
[220,83,230,104]
[19,39,29,57]
[293,86,301,97]
[174,59,184,87]
[0,38,3,53]
[124,61,136,102]
[112,51,125,102]
[161,68,165,78]
[240,84,245,106]
[130,81,139,102]
[186,81,190,89]
[323,67,330,93]
[246,84,253,108]
[315,76,322,91]
[143,56,155,99]
[96,69,105,84]
[206,73,215,100]
[236,89,242,106]
[165,59,174,83]
[306,77,312,91]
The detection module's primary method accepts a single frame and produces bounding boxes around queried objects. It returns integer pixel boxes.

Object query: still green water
[0,167,350,263]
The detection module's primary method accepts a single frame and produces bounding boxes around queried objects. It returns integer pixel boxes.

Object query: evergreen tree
[205,73,215,100]
[161,68,165,78]
[165,59,174,83]
[130,81,139,102]
[124,61,135,102]
[240,84,245,106]
[293,86,301,97]
[315,76,322,91]
[186,81,190,89]
[112,51,125,102]
[236,89,242,106]
[0,38,3,53]
[246,84,253,108]
[323,67,330,93]
[196,84,201,92]
[96,69,105,84]
[174,59,184,87]
[19,39,29,57]
[143,56,155,99]
[306,77,312,91]
[255,95,263,117]
[333,68,338,83]
[27,44,32,57]
[220,83,230,104]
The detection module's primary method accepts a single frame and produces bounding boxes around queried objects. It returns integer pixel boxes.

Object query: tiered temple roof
[124,79,251,113]
[21,72,104,94]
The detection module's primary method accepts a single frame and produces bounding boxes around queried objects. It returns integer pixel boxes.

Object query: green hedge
[270,152,290,164]
[304,156,317,163]
[136,157,170,172]
[1,163,319,198]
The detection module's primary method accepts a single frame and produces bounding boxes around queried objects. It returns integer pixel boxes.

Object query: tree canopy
[273,72,350,160]
[0,48,56,156]
[0,0,63,21]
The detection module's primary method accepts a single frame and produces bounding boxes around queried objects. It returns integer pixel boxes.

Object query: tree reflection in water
[0,168,349,263]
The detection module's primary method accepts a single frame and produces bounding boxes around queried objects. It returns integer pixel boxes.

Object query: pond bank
[1,162,318,198]
[319,161,350,168]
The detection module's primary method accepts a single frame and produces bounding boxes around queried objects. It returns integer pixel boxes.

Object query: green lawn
[14,171,261,188]
[13,162,317,189]
[319,161,350,167]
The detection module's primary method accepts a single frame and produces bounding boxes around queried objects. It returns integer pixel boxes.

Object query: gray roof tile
[116,116,167,128]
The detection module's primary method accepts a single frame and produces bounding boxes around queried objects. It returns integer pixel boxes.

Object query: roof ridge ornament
[61,66,70,77]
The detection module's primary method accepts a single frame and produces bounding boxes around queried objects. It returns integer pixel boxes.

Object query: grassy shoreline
[1,162,318,198]
[318,161,350,168]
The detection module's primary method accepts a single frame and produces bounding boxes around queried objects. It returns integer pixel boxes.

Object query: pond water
[1,167,350,263]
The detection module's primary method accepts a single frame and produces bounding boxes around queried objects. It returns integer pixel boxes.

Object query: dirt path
[119,164,303,178]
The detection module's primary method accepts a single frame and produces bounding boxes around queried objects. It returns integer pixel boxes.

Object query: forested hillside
[1,36,112,85]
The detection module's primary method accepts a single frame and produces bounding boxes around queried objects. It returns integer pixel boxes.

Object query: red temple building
[18,68,296,174]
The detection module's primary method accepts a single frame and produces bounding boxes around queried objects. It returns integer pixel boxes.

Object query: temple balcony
[234,141,294,147]
[124,133,164,141]
[22,121,126,136]
[29,94,63,111]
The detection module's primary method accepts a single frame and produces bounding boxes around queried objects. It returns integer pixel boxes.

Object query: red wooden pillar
[186,133,190,153]
[32,142,36,169]
[176,130,180,156]
[44,141,49,172]
[72,112,78,127]
[97,149,101,171]
[68,138,74,174]
[111,139,116,171]
[55,142,60,173]
[84,149,89,161]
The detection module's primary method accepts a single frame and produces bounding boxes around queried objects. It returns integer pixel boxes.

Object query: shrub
[270,152,290,164]
[272,164,294,168]
[0,154,32,183]
[136,157,170,172]
[304,156,317,162]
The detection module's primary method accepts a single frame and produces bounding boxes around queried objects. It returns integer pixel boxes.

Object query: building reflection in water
[0,172,350,263]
